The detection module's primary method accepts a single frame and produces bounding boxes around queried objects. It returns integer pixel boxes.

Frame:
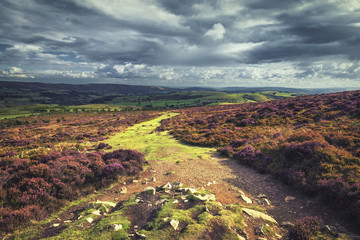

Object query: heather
[0,111,159,232]
[159,91,360,225]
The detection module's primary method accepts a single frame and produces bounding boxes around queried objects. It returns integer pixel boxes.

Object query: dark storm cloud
[0,0,359,87]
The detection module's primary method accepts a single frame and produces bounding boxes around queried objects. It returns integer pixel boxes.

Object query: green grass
[104,112,215,163]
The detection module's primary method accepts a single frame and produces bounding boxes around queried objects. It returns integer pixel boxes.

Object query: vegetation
[159,91,360,227]
[0,111,160,231]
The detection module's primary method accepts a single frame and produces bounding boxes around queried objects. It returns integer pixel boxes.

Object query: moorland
[0,81,359,239]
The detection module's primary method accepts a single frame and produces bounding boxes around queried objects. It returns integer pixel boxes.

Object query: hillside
[159,91,360,230]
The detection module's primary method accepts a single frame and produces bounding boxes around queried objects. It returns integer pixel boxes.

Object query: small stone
[142,182,149,185]
[193,193,216,202]
[163,217,169,222]
[172,182,183,189]
[285,196,296,202]
[155,199,167,205]
[134,225,138,229]
[86,217,93,223]
[148,203,153,207]
[95,200,116,208]
[173,200,179,204]
[143,187,156,195]
[161,182,172,190]
[113,224,122,231]
[281,221,294,228]
[170,219,179,230]
[136,232,147,238]
[186,188,197,194]
[92,210,101,216]
[151,177,156,182]
[258,194,267,198]
[240,194,252,204]
[64,220,72,223]
[133,179,139,183]
[237,234,246,240]
[120,187,127,194]
[52,223,60,227]
[135,198,141,203]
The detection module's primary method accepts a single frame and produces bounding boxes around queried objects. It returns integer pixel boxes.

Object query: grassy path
[104,112,214,163]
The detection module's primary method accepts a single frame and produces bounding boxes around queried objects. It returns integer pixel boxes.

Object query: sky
[0,0,360,88]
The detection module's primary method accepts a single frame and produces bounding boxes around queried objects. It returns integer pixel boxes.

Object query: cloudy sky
[0,0,360,88]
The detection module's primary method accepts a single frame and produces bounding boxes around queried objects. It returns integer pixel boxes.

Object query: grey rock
[143,187,156,195]
[240,194,252,204]
[161,182,172,190]
[242,208,277,223]
[170,219,179,230]
[113,224,122,231]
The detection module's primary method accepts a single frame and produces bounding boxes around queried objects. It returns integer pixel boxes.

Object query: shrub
[287,216,322,240]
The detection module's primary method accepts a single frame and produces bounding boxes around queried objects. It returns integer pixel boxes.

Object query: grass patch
[105,113,215,163]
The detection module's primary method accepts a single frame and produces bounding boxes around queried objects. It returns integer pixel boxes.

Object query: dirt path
[99,113,352,233]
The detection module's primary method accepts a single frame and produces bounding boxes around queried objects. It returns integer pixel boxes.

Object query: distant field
[0,90,305,119]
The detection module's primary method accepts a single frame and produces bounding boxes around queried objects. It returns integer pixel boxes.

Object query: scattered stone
[123,182,127,185]
[240,194,252,204]
[285,196,296,202]
[172,182,183,189]
[113,224,123,231]
[242,208,277,223]
[206,206,210,212]
[143,187,156,195]
[64,220,72,223]
[258,194,267,198]
[136,232,147,238]
[133,179,139,183]
[281,221,294,228]
[163,217,169,222]
[92,210,101,216]
[86,217,93,223]
[134,225,138,229]
[180,196,187,200]
[237,234,246,240]
[259,198,271,206]
[52,223,60,227]
[95,200,116,208]
[142,182,149,185]
[186,188,197,194]
[170,219,180,230]
[323,225,338,237]
[193,193,216,202]
[161,182,172,190]
[254,225,265,235]
[151,177,156,182]
[155,199,167,205]
[148,203,153,208]
[135,198,141,203]
[173,200,179,204]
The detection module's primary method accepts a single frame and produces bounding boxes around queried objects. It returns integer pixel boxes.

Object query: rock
[64,220,72,223]
[255,225,265,235]
[86,217,93,223]
[323,225,338,237]
[143,187,156,195]
[136,232,147,238]
[173,200,179,204]
[285,196,296,202]
[161,182,172,190]
[119,187,127,194]
[135,198,141,203]
[186,188,197,194]
[113,224,123,231]
[258,194,267,198]
[240,194,252,204]
[170,219,179,230]
[155,199,167,205]
[52,223,60,227]
[259,198,271,206]
[92,210,101,216]
[95,200,116,208]
[172,182,183,189]
[193,193,216,202]
[133,179,139,183]
[281,221,294,228]
[237,234,246,240]
[151,177,156,182]
[242,208,277,223]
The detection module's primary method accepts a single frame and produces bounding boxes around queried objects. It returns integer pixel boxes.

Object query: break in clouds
[0,0,360,87]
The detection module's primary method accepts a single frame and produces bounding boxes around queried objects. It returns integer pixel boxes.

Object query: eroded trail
[101,113,350,231]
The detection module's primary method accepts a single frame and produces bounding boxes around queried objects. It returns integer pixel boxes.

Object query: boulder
[242,208,277,223]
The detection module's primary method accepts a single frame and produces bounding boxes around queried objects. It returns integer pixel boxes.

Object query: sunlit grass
[104,112,215,163]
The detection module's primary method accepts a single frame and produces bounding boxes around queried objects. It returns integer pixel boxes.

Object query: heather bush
[287,216,322,240]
